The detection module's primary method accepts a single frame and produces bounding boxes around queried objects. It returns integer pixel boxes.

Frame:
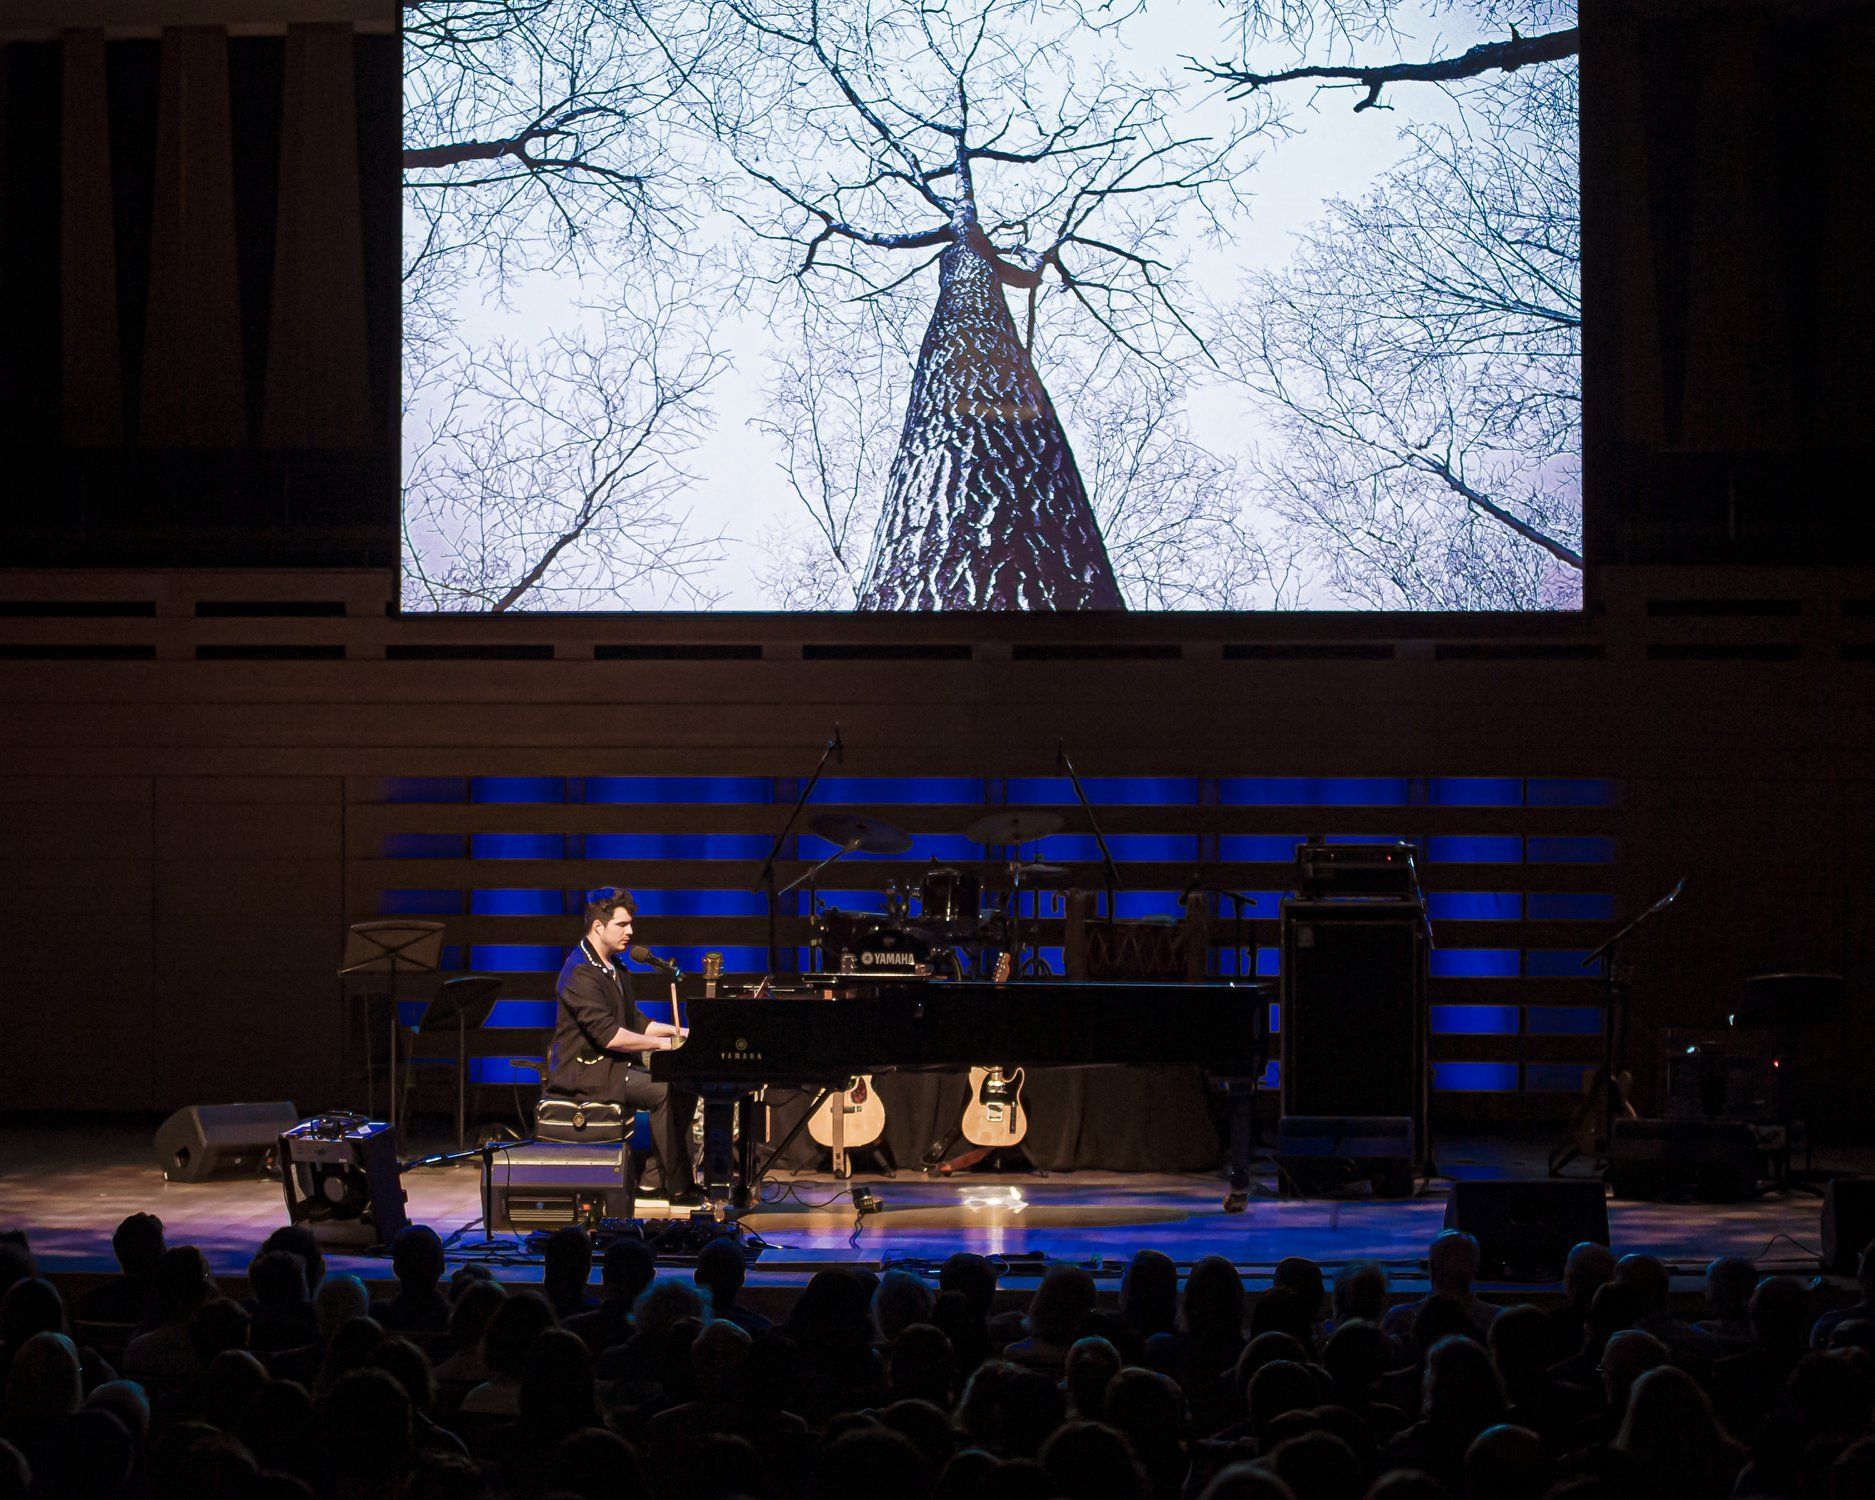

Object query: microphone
[832,724,844,765]
[629,944,679,974]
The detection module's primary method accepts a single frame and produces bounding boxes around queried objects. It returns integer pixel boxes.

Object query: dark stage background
[1,0,1872,1132]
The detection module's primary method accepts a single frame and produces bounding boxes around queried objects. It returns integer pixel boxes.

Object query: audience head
[1121,1250,1179,1340]
[938,1253,998,1318]
[1182,1256,1246,1343]
[875,1269,936,1343]
[153,1245,215,1322]
[1267,1430,1362,1500]
[186,1296,251,1363]
[1749,1273,1812,1351]
[1322,1320,1390,1397]
[1248,1359,1320,1442]
[882,1397,959,1472]
[1064,1335,1122,1418]
[1462,1424,1545,1500]
[2,1331,81,1426]
[520,1326,602,1435]
[483,1288,558,1378]
[1562,1242,1617,1308]
[1612,1254,1670,1318]
[815,1425,934,1500]
[691,1316,752,1399]
[86,1379,151,1443]
[1273,1257,1327,1319]
[111,1211,166,1279]
[1599,1328,1668,1414]
[1423,1335,1505,1434]
[542,1225,594,1303]
[1486,1304,1557,1386]
[199,1347,268,1430]
[548,1427,648,1500]
[313,1272,370,1341]
[1583,1280,1643,1347]
[1333,1261,1389,1326]
[390,1224,446,1295]
[1040,1419,1148,1500]
[1250,1288,1318,1354]
[600,1236,656,1304]
[248,1248,309,1311]
[693,1237,748,1312]
[447,1276,507,1350]
[1028,1266,1098,1348]
[1703,1256,1757,1321]
[320,1367,413,1484]
[1427,1231,1482,1297]
[634,1276,709,1343]
[1410,1294,1475,1359]
[1614,1364,1736,1477]
[370,1334,437,1415]
[890,1322,957,1406]
[260,1225,326,1293]
[1834,1435,1875,1500]
[0,1278,64,1346]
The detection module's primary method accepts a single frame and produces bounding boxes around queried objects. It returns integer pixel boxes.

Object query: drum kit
[805,809,1069,979]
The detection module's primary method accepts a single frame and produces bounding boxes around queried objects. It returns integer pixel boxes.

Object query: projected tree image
[400,0,1583,613]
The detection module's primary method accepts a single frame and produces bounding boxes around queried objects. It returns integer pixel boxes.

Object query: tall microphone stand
[1548,874,1688,1176]
[1058,744,1122,914]
[754,727,842,980]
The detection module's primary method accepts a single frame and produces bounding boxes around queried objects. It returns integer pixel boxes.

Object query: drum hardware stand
[1059,743,1122,914]
[1548,875,1688,1178]
[755,725,845,980]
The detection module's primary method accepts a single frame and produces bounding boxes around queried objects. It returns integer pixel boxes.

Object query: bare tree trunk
[858,236,1123,610]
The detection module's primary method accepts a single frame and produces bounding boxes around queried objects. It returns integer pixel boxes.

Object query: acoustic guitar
[960,953,1027,1148]
[808,1073,886,1178]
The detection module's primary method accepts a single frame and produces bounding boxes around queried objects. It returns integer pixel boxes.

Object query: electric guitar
[960,952,1028,1148]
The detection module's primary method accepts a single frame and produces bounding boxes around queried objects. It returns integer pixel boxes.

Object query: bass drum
[817,914,933,974]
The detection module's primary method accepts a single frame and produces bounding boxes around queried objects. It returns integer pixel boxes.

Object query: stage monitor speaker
[1822,1179,1875,1276]
[153,1101,299,1182]
[1607,1117,1759,1202]
[1275,1115,1416,1199]
[484,1138,634,1231]
[1280,899,1427,1140]
[1444,1179,1611,1281]
[280,1115,409,1248]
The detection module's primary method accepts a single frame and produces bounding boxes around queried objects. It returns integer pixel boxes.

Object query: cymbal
[967,809,1064,846]
[809,811,912,855]
[1009,861,1068,880]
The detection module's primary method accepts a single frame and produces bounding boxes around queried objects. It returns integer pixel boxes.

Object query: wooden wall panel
[2,564,1872,1128]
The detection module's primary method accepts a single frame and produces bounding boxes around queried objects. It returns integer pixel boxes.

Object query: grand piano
[651,977,1270,1209]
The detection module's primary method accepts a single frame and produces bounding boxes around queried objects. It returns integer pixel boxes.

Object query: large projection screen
[401,1,1580,613]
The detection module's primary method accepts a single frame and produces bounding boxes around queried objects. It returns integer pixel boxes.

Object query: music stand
[338,920,445,1143]
[413,974,504,1151]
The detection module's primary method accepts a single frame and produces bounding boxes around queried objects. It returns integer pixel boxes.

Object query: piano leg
[700,1093,741,1208]
[1222,1078,1255,1214]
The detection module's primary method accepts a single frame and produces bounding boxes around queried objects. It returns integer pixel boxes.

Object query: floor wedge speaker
[153,1101,299,1182]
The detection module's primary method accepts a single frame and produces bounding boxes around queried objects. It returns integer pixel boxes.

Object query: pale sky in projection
[407,0,1563,611]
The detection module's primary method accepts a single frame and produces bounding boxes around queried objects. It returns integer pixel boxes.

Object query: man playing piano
[552,887,702,1205]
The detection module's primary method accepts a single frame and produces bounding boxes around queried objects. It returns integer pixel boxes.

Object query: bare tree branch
[1195,25,1577,112]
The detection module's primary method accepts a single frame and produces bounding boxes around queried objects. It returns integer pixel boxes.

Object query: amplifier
[280,1116,408,1248]
[483,1139,634,1231]
[1608,1117,1762,1202]
[1293,839,1420,898]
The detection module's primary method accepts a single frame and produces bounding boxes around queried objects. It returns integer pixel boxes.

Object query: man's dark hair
[543,1226,595,1307]
[391,1225,446,1293]
[695,1238,749,1309]
[249,1250,308,1310]
[261,1225,326,1292]
[483,1289,557,1377]
[111,1213,166,1278]
[602,1238,656,1303]
[584,886,637,930]
[186,1297,252,1363]
[154,1246,216,1321]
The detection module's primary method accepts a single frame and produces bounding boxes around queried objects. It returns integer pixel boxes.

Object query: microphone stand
[1058,744,1122,915]
[754,727,842,980]
[1549,874,1688,1176]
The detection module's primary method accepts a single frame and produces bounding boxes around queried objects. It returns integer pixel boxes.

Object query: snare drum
[919,866,981,928]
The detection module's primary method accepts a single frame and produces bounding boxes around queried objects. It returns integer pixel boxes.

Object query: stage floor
[0,1121,1850,1293]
